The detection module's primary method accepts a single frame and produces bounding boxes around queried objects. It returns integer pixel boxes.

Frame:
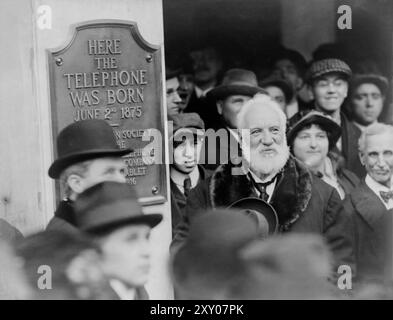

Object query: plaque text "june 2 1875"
[66,40,146,132]
[63,39,148,182]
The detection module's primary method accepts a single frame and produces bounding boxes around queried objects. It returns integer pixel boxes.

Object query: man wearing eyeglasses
[168,113,209,236]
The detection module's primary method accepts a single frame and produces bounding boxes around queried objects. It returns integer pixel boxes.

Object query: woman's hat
[287,110,342,150]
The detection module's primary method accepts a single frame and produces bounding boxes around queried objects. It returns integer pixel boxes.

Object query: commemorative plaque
[48,20,166,204]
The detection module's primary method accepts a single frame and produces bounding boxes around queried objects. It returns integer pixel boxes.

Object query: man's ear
[67,174,85,195]
[216,101,223,115]
[359,152,365,166]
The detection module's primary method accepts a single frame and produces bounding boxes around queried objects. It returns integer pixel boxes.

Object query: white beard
[243,141,290,178]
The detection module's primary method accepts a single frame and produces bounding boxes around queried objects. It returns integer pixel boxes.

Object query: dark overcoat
[46,200,80,234]
[344,182,392,282]
[173,157,356,273]
[170,165,212,234]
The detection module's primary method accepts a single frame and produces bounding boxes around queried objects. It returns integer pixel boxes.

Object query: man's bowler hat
[74,181,163,233]
[48,120,131,179]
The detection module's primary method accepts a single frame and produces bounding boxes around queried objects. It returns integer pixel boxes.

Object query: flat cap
[168,112,205,139]
[306,58,352,83]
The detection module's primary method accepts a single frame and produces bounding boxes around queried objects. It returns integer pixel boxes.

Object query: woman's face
[292,124,329,169]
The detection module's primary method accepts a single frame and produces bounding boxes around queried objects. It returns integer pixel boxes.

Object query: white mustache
[243,143,290,176]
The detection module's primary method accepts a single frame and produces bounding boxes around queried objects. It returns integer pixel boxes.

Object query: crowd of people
[1,42,393,300]
[166,44,393,298]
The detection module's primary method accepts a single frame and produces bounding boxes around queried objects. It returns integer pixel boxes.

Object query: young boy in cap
[47,119,130,233]
[168,113,208,234]
[305,58,365,178]
[73,181,163,300]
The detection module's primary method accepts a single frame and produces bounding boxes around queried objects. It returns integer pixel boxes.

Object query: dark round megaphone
[228,197,279,238]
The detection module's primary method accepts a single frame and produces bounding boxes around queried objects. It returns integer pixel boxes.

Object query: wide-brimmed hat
[228,197,279,238]
[306,58,352,84]
[74,181,162,233]
[207,68,267,101]
[287,110,342,149]
[260,76,294,104]
[350,74,389,96]
[48,120,131,179]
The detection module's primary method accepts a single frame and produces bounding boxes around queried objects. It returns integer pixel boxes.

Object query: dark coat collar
[350,181,388,229]
[209,156,313,229]
[171,165,209,205]
[54,199,76,225]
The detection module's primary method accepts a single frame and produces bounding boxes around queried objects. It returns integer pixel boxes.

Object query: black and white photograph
[1,0,393,305]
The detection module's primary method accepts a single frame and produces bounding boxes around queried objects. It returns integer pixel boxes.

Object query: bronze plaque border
[47,20,167,206]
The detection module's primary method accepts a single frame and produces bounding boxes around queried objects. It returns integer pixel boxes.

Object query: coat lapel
[350,182,387,229]
[170,180,187,207]
[271,157,313,229]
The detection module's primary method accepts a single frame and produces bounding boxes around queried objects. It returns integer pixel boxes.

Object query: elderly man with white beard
[172,95,355,280]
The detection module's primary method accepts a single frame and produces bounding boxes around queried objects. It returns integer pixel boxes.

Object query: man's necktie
[248,172,279,202]
[380,190,393,204]
[255,180,275,202]
[183,176,192,198]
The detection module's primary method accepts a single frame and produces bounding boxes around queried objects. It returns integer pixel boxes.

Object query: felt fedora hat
[74,181,162,233]
[48,119,131,179]
[228,197,279,238]
[172,209,260,291]
[207,68,267,101]
[287,110,342,150]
